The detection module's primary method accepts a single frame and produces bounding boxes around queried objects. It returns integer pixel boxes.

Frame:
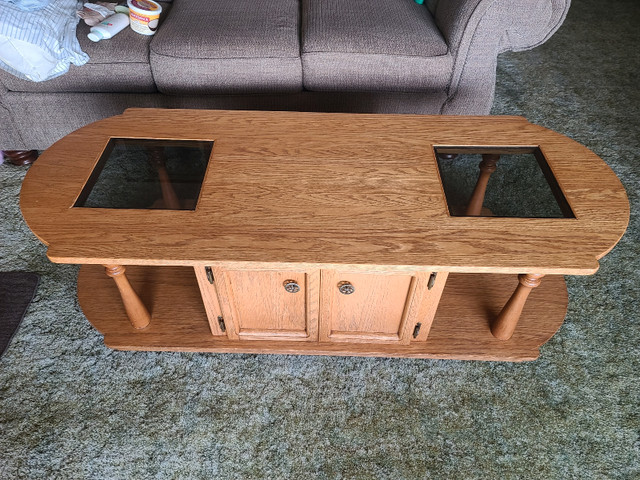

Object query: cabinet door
[319,271,427,344]
[209,268,319,341]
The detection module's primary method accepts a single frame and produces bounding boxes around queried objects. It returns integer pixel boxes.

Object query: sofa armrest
[434,0,570,54]
[435,0,570,115]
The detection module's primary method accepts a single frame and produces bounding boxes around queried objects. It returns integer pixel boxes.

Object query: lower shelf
[77,265,568,362]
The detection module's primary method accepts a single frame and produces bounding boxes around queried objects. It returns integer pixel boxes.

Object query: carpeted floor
[1,0,638,477]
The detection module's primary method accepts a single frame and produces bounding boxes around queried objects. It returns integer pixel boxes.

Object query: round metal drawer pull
[283,280,300,293]
[337,281,355,295]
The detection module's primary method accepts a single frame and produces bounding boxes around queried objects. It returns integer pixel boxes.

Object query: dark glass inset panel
[75,138,213,210]
[435,147,574,218]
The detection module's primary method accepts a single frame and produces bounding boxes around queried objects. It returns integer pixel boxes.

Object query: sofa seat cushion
[0,5,172,93]
[150,0,302,95]
[301,0,453,93]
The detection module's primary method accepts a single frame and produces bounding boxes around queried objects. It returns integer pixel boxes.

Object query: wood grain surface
[212,268,319,342]
[319,270,417,344]
[77,265,569,361]
[20,110,629,275]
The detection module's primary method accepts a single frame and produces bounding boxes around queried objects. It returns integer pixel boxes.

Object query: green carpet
[1,0,638,477]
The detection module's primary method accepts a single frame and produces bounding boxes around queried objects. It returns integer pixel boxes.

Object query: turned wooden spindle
[491,273,544,340]
[147,148,181,209]
[465,154,500,216]
[104,265,151,329]
[2,150,39,166]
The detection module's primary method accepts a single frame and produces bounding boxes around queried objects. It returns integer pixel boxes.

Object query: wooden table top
[20,109,629,274]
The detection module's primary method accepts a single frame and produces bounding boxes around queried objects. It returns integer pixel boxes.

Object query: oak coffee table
[20,109,629,361]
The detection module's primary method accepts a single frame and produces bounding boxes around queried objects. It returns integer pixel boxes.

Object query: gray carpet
[1,0,638,477]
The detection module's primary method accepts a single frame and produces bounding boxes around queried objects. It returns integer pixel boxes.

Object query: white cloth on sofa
[0,0,88,82]
[1,0,50,11]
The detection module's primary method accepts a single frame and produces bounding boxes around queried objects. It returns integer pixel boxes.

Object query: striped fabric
[4,0,50,11]
[0,0,88,82]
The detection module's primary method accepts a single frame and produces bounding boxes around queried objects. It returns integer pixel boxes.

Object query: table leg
[466,154,499,216]
[147,147,181,209]
[104,265,151,329]
[491,273,544,340]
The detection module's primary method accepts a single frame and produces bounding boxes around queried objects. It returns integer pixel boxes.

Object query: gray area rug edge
[0,272,39,357]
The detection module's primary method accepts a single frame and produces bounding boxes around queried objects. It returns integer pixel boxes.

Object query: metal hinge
[205,266,214,284]
[217,316,226,332]
[412,322,422,338]
[427,272,437,290]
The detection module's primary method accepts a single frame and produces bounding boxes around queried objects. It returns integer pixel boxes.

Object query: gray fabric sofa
[0,0,570,151]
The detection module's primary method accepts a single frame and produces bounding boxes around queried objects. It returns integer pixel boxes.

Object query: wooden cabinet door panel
[197,267,447,345]
[214,269,319,341]
[320,271,424,344]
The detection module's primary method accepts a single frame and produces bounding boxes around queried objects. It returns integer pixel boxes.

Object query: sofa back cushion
[150,0,302,94]
[301,0,452,92]
[303,0,447,57]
